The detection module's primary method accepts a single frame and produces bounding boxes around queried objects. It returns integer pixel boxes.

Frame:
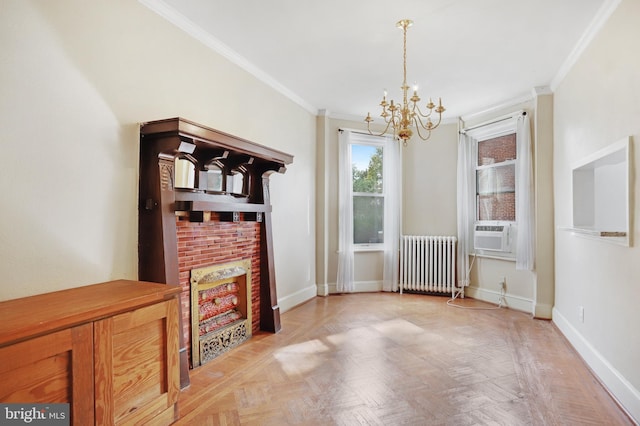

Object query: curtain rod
[338,128,392,138]
[339,127,373,135]
[459,110,526,134]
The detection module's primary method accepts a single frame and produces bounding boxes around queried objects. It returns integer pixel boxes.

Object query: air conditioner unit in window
[474,224,510,252]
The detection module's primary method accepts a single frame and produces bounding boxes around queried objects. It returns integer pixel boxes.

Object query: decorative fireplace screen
[190,259,252,367]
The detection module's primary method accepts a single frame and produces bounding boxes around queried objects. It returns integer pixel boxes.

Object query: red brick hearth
[176,213,261,365]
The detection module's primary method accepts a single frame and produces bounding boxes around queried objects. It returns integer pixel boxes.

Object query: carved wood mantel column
[139,118,293,387]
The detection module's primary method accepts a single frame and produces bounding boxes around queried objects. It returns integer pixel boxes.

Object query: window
[459,112,532,268]
[465,118,520,258]
[352,143,384,245]
[338,129,401,291]
[338,130,397,250]
[476,133,516,222]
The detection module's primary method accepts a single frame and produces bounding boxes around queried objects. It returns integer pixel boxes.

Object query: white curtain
[337,130,355,292]
[382,136,401,292]
[515,114,535,270]
[456,131,476,287]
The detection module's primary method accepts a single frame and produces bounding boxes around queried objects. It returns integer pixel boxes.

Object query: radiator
[399,235,457,296]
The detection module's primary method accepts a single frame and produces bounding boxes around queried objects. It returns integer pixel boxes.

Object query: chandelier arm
[367,116,395,138]
[412,110,444,131]
[412,104,434,119]
[411,117,432,141]
[414,106,442,130]
[412,113,429,130]
[430,114,443,129]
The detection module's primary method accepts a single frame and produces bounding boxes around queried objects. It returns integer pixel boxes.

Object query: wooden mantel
[138,117,293,387]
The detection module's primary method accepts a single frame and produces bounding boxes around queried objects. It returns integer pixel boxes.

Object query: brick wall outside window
[477,133,516,222]
[478,134,516,165]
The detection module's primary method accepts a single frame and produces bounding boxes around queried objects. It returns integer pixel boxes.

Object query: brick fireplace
[177,213,261,367]
[138,118,293,388]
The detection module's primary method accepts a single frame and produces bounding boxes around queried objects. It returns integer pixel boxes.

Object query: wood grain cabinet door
[0,323,94,425]
[94,298,180,425]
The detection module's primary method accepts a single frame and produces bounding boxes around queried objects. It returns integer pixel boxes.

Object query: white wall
[553,0,640,419]
[0,0,316,310]
[402,123,458,236]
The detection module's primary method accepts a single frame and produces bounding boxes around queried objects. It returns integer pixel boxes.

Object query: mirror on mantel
[175,156,196,189]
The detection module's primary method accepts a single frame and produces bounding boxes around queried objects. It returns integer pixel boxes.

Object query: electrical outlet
[499,277,506,291]
[578,306,584,323]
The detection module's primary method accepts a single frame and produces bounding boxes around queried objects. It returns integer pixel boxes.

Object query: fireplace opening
[190,259,252,367]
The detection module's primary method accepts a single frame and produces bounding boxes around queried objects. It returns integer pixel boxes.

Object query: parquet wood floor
[175,293,634,425]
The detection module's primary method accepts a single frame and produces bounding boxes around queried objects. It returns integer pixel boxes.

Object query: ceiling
[143,0,610,121]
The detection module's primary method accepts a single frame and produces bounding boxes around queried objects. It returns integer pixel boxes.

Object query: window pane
[476,164,515,194]
[353,195,384,244]
[476,132,516,222]
[478,134,516,166]
[477,192,515,221]
[352,144,383,194]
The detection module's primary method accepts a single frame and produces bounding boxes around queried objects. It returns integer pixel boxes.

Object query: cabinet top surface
[0,280,181,346]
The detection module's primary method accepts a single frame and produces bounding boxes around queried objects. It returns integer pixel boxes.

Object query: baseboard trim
[533,302,553,319]
[553,308,640,423]
[327,280,383,294]
[316,283,329,297]
[278,284,317,313]
[465,286,533,314]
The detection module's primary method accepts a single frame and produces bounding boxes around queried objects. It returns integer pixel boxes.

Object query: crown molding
[327,111,368,123]
[460,92,533,123]
[550,0,622,91]
[532,86,553,97]
[138,0,318,115]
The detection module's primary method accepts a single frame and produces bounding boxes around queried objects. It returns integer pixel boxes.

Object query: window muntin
[351,143,384,245]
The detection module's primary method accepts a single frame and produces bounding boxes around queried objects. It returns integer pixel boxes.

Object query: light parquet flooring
[176,293,634,425]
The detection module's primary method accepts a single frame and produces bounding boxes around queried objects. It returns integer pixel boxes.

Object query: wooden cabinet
[0,280,181,425]
[0,323,95,424]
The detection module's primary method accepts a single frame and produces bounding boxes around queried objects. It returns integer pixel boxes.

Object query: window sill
[471,252,516,262]
[354,245,384,252]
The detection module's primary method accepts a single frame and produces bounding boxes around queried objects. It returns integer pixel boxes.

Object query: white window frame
[469,119,518,259]
[341,130,388,252]
[349,135,386,251]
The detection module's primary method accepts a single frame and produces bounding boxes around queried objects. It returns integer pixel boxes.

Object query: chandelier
[365,19,445,145]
